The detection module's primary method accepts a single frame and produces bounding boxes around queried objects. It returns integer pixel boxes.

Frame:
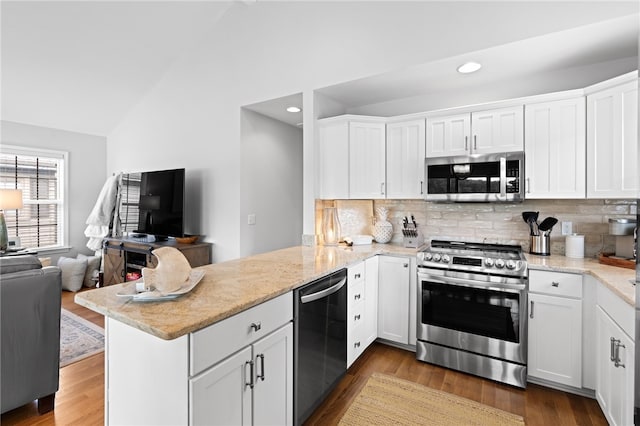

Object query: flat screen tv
[119,168,185,240]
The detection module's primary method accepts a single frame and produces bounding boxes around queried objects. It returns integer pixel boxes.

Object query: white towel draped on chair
[85,174,120,251]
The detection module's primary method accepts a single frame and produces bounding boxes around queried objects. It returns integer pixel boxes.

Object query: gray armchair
[0,255,62,415]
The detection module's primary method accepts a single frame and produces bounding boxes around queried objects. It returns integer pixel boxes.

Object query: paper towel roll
[565,234,584,258]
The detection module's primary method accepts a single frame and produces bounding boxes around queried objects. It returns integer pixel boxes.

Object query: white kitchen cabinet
[191,324,293,426]
[386,119,426,199]
[317,119,349,199]
[595,305,635,426]
[347,257,379,367]
[349,121,386,199]
[527,270,583,388]
[377,255,412,345]
[586,75,638,198]
[524,97,586,198]
[426,106,523,158]
[106,293,293,426]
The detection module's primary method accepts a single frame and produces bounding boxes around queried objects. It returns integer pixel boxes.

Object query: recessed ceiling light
[457,62,482,74]
[286,106,301,113]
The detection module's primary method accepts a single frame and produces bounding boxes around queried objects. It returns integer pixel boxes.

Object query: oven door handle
[418,271,525,293]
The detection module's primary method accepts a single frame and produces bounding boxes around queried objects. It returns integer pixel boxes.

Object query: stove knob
[442,254,450,263]
[484,258,494,267]
[506,260,517,270]
[495,259,505,269]
[432,253,442,262]
[424,252,433,261]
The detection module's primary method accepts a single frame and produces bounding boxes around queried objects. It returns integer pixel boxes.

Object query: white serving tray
[116,269,205,302]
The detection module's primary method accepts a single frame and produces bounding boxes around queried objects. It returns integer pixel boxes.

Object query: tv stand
[102,237,212,286]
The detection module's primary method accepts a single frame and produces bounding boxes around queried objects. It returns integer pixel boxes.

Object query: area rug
[338,373,525,426]
[60,308,105,367]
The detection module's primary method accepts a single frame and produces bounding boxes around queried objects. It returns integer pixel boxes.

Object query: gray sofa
[1,255,62,415]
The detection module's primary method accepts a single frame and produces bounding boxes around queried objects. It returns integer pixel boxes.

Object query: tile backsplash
[317,198,637,258]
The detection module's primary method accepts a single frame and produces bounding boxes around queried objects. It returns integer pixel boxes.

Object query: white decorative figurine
[142,247,191,294]
[373,207,393,244]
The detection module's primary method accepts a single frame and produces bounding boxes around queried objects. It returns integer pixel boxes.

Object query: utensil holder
[402,224,423,248]
[530,234,550,256]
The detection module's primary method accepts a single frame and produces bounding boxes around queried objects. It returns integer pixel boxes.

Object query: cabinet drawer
[349,262,365,285]
[349,280,365,306]
[190,292,292,376]
[529,270,582,298]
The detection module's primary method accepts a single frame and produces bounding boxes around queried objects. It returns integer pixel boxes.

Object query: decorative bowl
[175,235,199,244]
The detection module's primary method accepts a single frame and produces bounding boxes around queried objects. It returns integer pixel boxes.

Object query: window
[0,145,68,250]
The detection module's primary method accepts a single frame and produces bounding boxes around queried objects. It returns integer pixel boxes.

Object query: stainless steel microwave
[425,152,524,202]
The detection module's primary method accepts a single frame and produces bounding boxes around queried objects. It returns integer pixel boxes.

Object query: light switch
[561,221,572,235]
[248,214,256,225]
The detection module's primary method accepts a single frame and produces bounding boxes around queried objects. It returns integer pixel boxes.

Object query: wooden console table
[102,237,212,286]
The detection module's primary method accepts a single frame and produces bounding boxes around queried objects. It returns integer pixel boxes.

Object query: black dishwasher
[293,268,347,426]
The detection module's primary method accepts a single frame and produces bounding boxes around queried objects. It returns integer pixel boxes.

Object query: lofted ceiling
[1,1,638,135]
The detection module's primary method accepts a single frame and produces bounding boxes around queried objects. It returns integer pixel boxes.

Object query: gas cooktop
[417,240,528,277]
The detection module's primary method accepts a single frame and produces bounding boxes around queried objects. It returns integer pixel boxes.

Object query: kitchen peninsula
[76,243,636,425]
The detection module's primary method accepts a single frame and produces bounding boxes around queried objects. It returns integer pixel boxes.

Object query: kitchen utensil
[538,217,558,233]
[522,211,539,236]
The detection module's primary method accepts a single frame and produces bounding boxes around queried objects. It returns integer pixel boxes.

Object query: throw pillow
[77,253,101,288]
[0,255,42,274]
[58,257,87,292]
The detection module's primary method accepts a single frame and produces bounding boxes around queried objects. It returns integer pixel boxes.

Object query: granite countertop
[526,254,636,306]
[75,243,421,340]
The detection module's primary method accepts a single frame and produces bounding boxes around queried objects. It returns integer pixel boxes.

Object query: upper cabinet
[349,121,386,199]
[386,119,426,199]
[426,106,524,158]
[586,76,638,199]
[524,97,586,198]
[317,119,349,199]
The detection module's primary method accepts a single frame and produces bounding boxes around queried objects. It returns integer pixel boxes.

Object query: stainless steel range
[416,240,529,388]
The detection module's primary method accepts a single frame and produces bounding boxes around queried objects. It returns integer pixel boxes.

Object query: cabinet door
[386,119,426,199]
[318,120,349,199]
[525,98,586,198]
[471,106,524,154]
[190,347,252,426]
[253,324,293,426]
[528,293,582,387]
[377,256,411,344]
[426,114,470,158]
[596,306,635,426]
[103,246,125,285]
[349,121,386,199]
[587,80,638,198]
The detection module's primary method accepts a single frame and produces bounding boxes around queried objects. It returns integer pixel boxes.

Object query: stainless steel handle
[526,178,531,194]
[300,278,347,304]
[420,180,424,195]
[250,322,261,332]
[354,273,361,279]
[610,337,616,362]
[354,294,361,300]
[403,263,409,268]
[530,300,534,319]
[551,281,559,287]
[474,135,477,150]
[499,156,507,200]
[418,270,526,293]
[245,360,254,389]
[354,314,361,321]
[612,338,626,368]
[465,136,468,151]
[381,182,385,195]
[354,342,361,348]
[256,354,265,381]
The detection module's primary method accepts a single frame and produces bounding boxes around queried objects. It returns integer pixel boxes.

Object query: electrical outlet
[561,221,572,235]
[248,214,256,225]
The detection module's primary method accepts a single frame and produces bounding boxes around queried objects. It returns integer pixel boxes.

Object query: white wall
[1,120,107,260]
[240,109,303,257]
[107,1,638,262]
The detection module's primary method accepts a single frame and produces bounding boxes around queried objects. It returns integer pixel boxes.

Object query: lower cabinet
[527,270,583,387]
[347,257,379,367]
[595,305,635,426]
[190,324,293,426]
[377,255,415,345]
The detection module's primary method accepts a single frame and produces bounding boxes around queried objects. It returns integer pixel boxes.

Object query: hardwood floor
[3,290,608,426]
[305,343,608,426]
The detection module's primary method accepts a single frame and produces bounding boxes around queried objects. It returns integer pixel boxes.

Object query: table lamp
[0,189,23,252]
